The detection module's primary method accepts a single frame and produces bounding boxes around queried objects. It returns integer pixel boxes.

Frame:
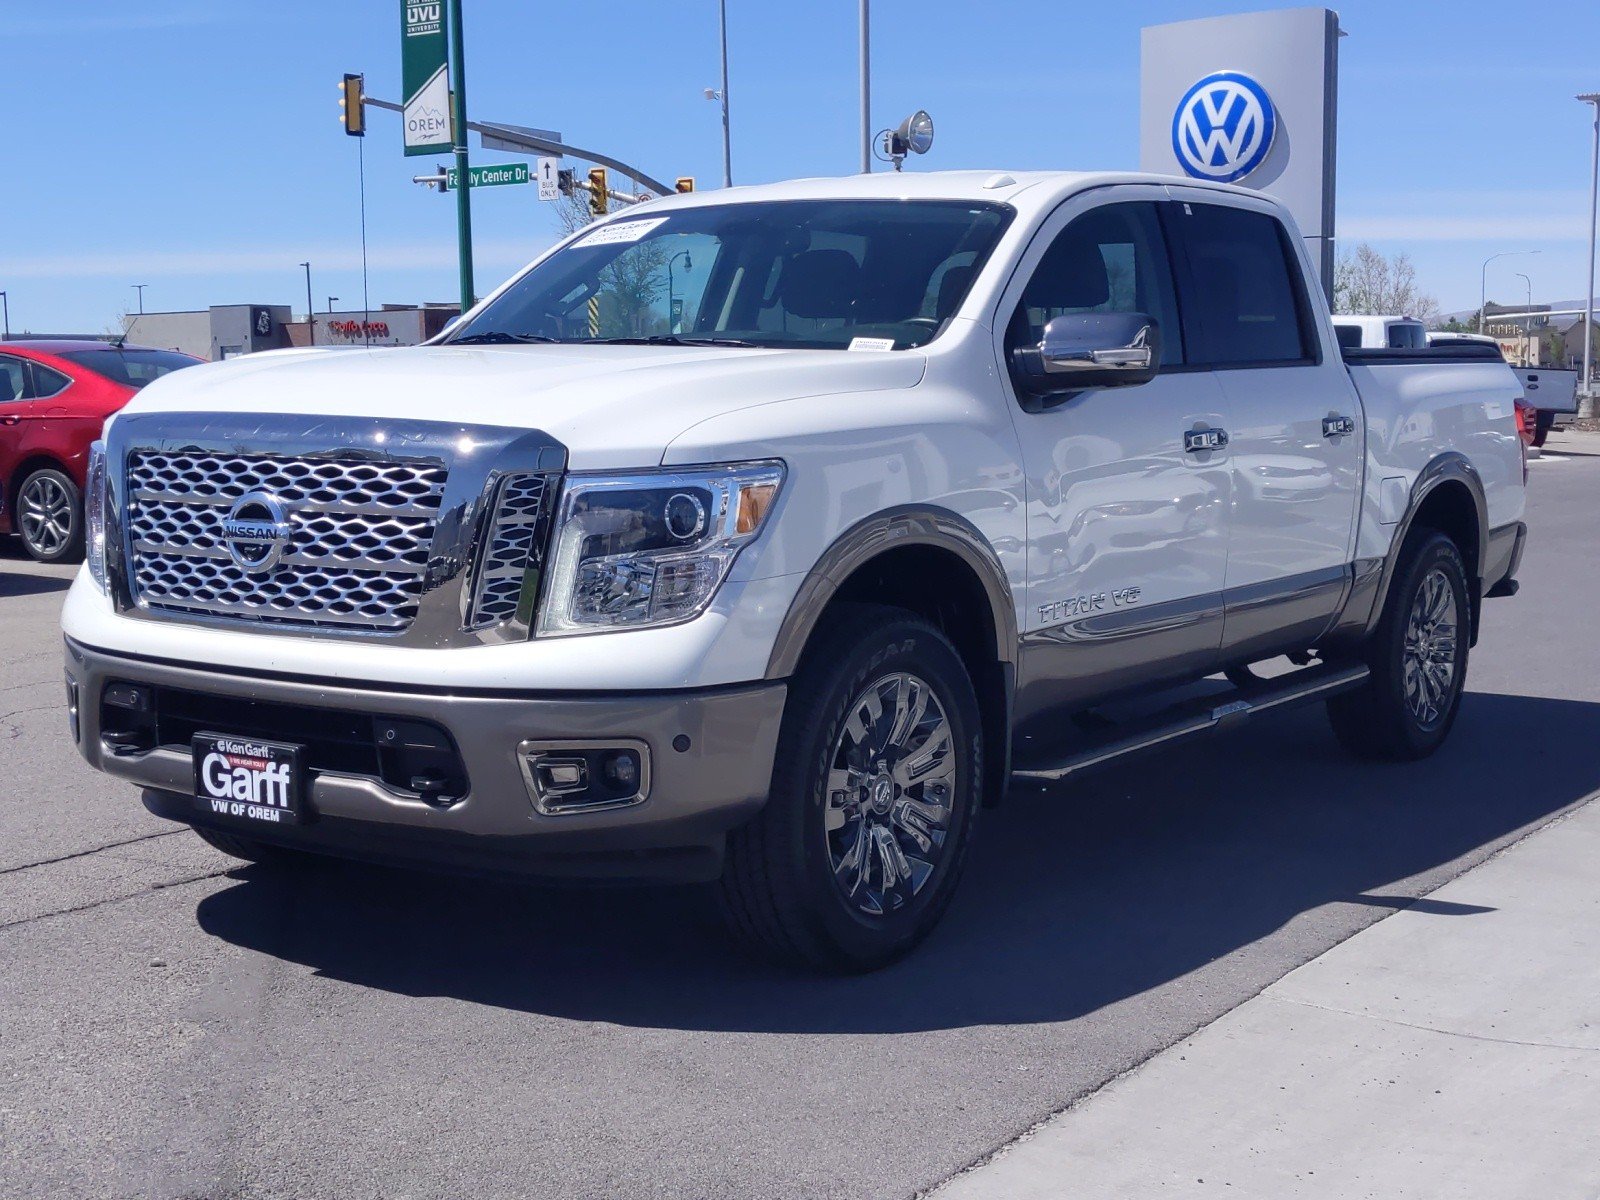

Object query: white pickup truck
[63,171,1527,970]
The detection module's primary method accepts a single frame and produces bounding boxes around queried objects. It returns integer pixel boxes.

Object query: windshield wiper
[587,334,760,348]
[447,331,559,345]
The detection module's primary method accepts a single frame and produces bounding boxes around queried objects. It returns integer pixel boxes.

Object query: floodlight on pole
[132,284,148,315]
[879,110,935,172]
[1515,272,1532,366]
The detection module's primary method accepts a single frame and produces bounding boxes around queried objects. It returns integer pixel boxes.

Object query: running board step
[1010,661,1370,784]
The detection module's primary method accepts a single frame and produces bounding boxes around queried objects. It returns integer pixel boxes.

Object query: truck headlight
[85,440,108,593]
[537,461,784,636]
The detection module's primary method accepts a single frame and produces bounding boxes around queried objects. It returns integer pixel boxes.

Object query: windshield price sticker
[573,218,669,248]
[848,337,897,352]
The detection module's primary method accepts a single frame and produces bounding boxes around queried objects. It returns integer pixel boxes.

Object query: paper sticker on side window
[573,218,669,248]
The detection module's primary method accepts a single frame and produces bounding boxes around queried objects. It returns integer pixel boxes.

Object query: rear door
[997,189,1234,722]
[0,354,38,530]
[1163,195,1362,660]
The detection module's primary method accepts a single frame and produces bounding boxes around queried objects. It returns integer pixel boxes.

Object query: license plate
[192,733,304,826]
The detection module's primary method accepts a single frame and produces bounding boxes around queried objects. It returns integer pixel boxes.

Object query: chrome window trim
[103,412,566,649]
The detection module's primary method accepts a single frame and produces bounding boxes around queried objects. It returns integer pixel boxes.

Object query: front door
[1163,193,1362,660]
[997,192,1234,725]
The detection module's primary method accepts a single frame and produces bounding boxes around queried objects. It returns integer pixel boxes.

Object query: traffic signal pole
[447,0,475,312]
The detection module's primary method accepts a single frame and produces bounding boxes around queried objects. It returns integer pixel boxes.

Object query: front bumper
[64,637,786,883]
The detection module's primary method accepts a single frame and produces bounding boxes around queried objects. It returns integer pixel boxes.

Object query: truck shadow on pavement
[194,690,1599,1034]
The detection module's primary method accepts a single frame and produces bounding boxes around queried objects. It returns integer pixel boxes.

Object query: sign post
[445,0,474,311]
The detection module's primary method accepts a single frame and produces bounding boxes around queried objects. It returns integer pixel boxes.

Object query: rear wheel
[1327,530,1470,761]
[718,604,983,972]
[17,468,83,563]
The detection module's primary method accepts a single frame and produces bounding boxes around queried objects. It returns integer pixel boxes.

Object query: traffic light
[588,168,608,216]
[675,177,695,194]
[340,73,365,137]
[557,168,575,196]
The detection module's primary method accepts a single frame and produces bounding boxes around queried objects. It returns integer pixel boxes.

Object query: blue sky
[2,0,1597,332]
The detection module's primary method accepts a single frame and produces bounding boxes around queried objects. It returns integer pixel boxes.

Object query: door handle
[0,415,20,426]
[1322,415,1356,438]
[1184,427,1228,453]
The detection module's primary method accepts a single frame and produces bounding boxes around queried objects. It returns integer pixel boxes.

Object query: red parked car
[1,340,202,562]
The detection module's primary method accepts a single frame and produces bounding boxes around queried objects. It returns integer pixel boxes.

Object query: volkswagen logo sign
[1171,71,1277,183]
[221,491,293,574]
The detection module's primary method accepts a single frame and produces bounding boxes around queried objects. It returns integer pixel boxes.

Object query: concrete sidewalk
[935,799,1600,1199]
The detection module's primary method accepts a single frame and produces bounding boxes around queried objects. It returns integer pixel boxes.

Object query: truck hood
[118,343,927,470]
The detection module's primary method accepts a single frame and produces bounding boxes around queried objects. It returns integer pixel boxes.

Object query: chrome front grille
[124,450,449,632]
[465,473,554,630]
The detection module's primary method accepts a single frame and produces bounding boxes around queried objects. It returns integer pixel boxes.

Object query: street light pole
[1579,93,1600,414]
[0,291,8,341]
[132,284,147,315]
[328,296,339,315]
[1516,272,1532,366]
[717,0,732,188]
[859,0,871,172]
[299,262,314,340]
[1479,249,1538,339]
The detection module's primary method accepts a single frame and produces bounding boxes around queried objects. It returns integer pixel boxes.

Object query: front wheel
[1327,530,1470,761]
[16,468,83,563]
[718,605,983,972]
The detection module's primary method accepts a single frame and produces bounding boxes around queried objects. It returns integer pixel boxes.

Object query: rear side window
[30,364,72,398]
[58,348,197,389]
[1169,203,1315,366]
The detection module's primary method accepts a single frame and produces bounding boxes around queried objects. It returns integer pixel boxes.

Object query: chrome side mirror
[1013,312,1161,398]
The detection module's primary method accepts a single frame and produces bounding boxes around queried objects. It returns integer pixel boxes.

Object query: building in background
[122,305,292,360]
[286,303,459,350]
[122,302,458,361]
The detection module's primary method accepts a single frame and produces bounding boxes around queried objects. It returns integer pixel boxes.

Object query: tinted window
[58,348,197,389]
[1008,202,1185,366]
[0,355,28,403]
[1333,324,1363,350]
[453,200,1013,351]
[29,364,72,398]
[1387,322,1426,349]
[1172,204,1313,365]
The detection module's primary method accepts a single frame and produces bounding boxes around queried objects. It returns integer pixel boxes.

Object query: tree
[1333,243,1440,321]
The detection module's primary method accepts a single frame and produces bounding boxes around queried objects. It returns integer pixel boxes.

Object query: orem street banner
[401,1,451,157]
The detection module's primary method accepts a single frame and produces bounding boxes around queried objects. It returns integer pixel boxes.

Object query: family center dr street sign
[445,162,531,190]
[402,1,451,156]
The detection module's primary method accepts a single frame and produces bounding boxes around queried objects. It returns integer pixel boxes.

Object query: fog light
[517,739,651,815]
[601,750,639,791]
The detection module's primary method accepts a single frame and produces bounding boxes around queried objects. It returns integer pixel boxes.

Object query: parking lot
[2,440,1596,1200]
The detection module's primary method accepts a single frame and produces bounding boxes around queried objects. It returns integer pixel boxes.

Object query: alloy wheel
[1402,566,1459,728]
[823,671,957,917]
[19,474,74,558]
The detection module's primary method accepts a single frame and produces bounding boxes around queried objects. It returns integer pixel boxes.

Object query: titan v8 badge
[1038,587,1141,626]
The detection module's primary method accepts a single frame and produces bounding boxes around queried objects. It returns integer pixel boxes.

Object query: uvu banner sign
[402,1,451,157]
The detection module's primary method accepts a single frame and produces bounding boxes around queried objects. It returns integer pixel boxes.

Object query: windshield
[450,199,1013,351]
[59,348,198,389]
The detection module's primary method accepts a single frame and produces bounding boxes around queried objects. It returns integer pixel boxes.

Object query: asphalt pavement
[3,437,1597,1199]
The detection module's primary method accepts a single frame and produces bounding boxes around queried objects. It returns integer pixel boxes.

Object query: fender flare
[1364,451,1489,637]
[763,504,1018,680]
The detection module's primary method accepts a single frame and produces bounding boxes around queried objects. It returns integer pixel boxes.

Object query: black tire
[1327,530,1470,761]
[192,825,299,866]
[718,604,983,972]
[16,467,84,563]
